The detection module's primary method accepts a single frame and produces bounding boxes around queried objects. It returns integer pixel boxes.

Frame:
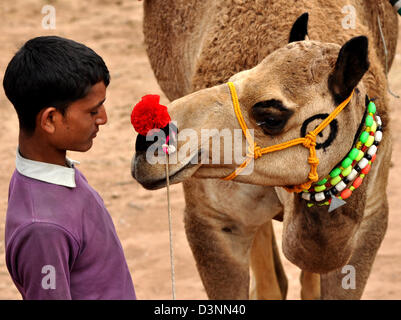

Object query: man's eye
[90,110,99,115]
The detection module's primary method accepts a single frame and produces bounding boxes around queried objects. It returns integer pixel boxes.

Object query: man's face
[54,81,108,152]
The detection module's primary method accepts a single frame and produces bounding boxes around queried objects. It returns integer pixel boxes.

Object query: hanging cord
[377,13,399,98]
[164,150,176,300]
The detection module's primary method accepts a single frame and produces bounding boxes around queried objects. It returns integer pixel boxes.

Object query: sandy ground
[0,1,401,300]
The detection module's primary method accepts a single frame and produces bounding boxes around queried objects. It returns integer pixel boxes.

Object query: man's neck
[19,131,68,167]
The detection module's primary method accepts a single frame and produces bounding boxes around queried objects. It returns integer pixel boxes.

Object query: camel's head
[132,14,370,190]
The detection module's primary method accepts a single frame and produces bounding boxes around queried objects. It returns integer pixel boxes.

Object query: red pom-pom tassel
[131,95,171,136]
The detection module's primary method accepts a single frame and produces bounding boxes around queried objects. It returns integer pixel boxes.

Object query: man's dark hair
[3,36,110,133]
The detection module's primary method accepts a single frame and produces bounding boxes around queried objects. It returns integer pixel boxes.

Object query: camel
[132,0,398,299]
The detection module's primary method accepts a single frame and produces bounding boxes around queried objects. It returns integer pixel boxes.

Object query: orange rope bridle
[223,81,355,193]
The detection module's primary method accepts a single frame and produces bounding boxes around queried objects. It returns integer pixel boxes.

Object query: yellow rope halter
[223,81,354,193]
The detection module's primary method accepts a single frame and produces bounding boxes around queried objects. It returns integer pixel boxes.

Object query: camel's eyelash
[253,99,290,112]
[251,99,294,135]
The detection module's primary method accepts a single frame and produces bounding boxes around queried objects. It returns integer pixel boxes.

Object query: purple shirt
[5,152,136,300]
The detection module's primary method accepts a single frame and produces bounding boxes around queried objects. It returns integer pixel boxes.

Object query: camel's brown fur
[133,0,398,299]
[143,0,397,99]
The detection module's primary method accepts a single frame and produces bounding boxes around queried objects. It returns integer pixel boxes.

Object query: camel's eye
[251,99,293,135]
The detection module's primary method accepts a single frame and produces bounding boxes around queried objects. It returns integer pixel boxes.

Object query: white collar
[15,149,80,188]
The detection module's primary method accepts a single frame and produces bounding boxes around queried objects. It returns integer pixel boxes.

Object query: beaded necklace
[301,98,382,212]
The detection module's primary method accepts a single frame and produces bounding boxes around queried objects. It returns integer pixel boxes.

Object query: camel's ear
[328,36,369,103]
[289,12,309,43]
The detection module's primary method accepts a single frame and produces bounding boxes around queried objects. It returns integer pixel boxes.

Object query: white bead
[315,192,325,202]
[302,193,311,201]
[335,181,347,192]
[375,115,382,126]
[167,145,176,154]
[346,169,358,181]
[358,158,369,169]
[367,145,377,156]
[375,131,382,142]
[162,144,177,154]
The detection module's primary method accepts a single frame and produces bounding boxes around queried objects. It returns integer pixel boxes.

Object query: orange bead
[341,189,352,199]
[353,177,363,189]
[371,154,377,163]
[361,164,371,175]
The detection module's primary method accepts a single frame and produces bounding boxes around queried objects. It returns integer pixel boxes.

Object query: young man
[3,36,136,299]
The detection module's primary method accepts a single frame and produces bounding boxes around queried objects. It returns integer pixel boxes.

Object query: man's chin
[83,141,94,152]
[69,141,94,152]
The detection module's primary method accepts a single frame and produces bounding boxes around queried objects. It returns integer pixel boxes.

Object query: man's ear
[328,36,370,104]
[39,107,58,134]
[289,12,309,43]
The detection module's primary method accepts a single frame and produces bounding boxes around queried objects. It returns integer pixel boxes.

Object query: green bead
[307,203,314,208]
[341,157,353,169]
[355,150,364,161]
[365,115,373,127]
[371,121,377,133]
[348,148,359,161]
[360,131,369,144]
[365,135,374,147]
[342,165,352,177]
[315,185,326,192]
[330,176,342,186]
[330,167,341,178]
[316,178,328,186]
[368,102,376,114]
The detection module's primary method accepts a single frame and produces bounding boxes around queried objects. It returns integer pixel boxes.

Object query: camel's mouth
[133,150,203,190]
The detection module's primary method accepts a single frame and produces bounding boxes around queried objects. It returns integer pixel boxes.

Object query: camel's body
[135,0,398,299]
[143,0,397,100]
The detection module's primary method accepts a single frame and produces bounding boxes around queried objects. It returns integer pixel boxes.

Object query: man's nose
[95,105,108,125]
